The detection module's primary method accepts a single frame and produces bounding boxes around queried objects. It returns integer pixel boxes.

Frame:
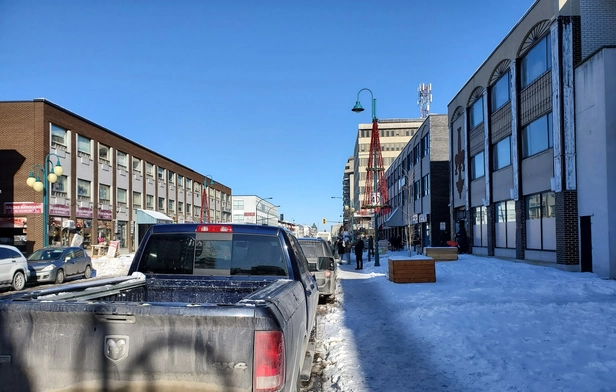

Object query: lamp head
[26,174,36,187]
[33,180,44,192]
[53,163,63,176]
[48,173,58,183]
[351,101,364,113]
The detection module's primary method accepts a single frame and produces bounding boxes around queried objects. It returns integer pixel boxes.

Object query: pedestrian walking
[367,235,374,261]
[336,238,345,261]
[354,237,364,269]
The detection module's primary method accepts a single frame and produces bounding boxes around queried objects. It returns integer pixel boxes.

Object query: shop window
[521,34,552,88]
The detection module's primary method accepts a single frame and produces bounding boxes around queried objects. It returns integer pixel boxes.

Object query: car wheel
[83,265,92,279]
[11,271,26,291]
[55,269,65,284]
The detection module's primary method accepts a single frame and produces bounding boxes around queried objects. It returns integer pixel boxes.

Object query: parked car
[298,237,337,301]
[27,246,92,284]
[0,244,29,291]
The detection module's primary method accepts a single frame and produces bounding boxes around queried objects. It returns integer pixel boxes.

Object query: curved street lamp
[352,87,381,266]
[256,197,273,224]
[263,204,280,226]
[26,153,63,247]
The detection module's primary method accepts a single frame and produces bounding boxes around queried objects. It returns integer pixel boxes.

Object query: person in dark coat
[336,238,345,261]
[367,235,374,261]
[354,237,365,269]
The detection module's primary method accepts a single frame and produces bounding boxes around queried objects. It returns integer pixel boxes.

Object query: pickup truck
[0,223,319,392]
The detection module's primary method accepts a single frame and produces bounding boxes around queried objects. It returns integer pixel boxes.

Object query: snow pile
[91,254,134,278]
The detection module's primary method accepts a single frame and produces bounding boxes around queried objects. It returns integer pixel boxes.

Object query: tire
[83,265,92,279]
[55,269,65,284]
[11,271,26,291]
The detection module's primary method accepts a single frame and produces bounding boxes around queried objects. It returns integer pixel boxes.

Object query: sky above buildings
[0,0,535,230]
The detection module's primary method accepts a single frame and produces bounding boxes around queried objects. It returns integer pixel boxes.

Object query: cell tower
[417,83,433,118]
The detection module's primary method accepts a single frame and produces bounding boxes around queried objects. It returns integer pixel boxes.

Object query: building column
[509,59,524,260]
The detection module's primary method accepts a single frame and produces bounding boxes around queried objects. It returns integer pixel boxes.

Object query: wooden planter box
[424,246,458,261]
[388,255,436,283]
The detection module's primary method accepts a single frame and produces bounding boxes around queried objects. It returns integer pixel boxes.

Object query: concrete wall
[580,0,616,60]
[575,48,616,278]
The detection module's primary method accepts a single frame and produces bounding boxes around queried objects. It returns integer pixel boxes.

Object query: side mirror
[318,257,334,270]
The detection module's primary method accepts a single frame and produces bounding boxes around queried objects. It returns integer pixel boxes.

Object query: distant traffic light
[322,218,326,224]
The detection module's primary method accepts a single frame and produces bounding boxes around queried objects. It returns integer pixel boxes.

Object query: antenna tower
[417,83,433,118]
[362,119,389,215]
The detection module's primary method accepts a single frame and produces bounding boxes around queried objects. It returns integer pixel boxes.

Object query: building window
[168,199,175,212]
[194,183,201,193]
[77,135,91,156]
[178,201,183,213]
[146,194,154,209]
[132,157,142,173]
[469,96,484,129]
[78,179,91,198]
[525,191,556,251]
[158,167,165,180]
[186,203,191,215]
[117,151,127,168]
[51,124,67,147]
[178,175,184,188]
[495,200,516,248]
[99,184,110,202]
[413,144,420,164]
[491,72,510,111]
[421,133,430,157]
[522,113,553,158]
[233,199,244,209]
[50,175,67,194]
[472,206,488,247]
[168,171,175,184]
[194,206,201,218]
[146,162,154,177]
[521,34,552,88]
[493,137,511,170]
[422,174,430,196]
[117,188,127,204]
[414,180,421,200]
[133,191,142,208]
[471,151,485,180]
[158,197,165,211]
[99,144,110,163]
[186,179,192,190]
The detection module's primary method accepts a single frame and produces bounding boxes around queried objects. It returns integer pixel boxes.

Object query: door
[0,248,10,282]
[580,216,592,273]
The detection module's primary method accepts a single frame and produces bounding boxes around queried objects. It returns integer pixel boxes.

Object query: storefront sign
[50,204,70,216]
[4,202,42,214]
[412,214,418,224]
[0,217,27,228]
[244,212,255,216]
[419,214,427,223]
[98,209,113,220]
[76,207,93,218]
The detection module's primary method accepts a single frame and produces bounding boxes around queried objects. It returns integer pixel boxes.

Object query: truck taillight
[196,224,233,233]
[254,331,285,392]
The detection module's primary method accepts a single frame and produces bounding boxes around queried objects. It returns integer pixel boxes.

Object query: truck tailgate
[0,302,275,392]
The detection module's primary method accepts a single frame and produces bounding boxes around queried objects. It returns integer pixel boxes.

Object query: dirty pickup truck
[0,223,319,392]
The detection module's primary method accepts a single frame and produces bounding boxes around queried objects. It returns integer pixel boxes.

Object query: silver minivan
[0,244,29,291]
[298,237,337,302]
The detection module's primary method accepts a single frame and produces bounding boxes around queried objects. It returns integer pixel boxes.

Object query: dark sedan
[27,246,92,284]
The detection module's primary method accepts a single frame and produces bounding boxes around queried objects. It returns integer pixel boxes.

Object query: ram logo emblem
[105,335,129,362]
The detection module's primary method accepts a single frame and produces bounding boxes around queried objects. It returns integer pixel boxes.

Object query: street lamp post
[255,197,273,224]
[264,204,280,226]
[352,88,381,266]
[26,153,63,248]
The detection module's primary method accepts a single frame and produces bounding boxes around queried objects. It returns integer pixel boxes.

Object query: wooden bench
[388,255,436,283]
[424,246,458,261]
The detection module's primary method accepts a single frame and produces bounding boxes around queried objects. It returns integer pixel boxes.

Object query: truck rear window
[137,233,288,277]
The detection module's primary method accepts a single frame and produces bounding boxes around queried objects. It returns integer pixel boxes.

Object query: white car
[0,244,29,291]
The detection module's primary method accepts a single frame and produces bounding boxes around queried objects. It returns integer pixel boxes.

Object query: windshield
[137,232,288,277]
[299,241,326,259]
[27,249,65,261]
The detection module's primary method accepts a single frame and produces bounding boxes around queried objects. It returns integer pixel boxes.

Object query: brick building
[382,114,450,250]
[0,99,231,254]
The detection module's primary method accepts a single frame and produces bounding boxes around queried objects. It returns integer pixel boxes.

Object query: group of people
[335,235,374,270]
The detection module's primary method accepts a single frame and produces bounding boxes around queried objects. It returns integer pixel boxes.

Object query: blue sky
[0,0,535,231]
